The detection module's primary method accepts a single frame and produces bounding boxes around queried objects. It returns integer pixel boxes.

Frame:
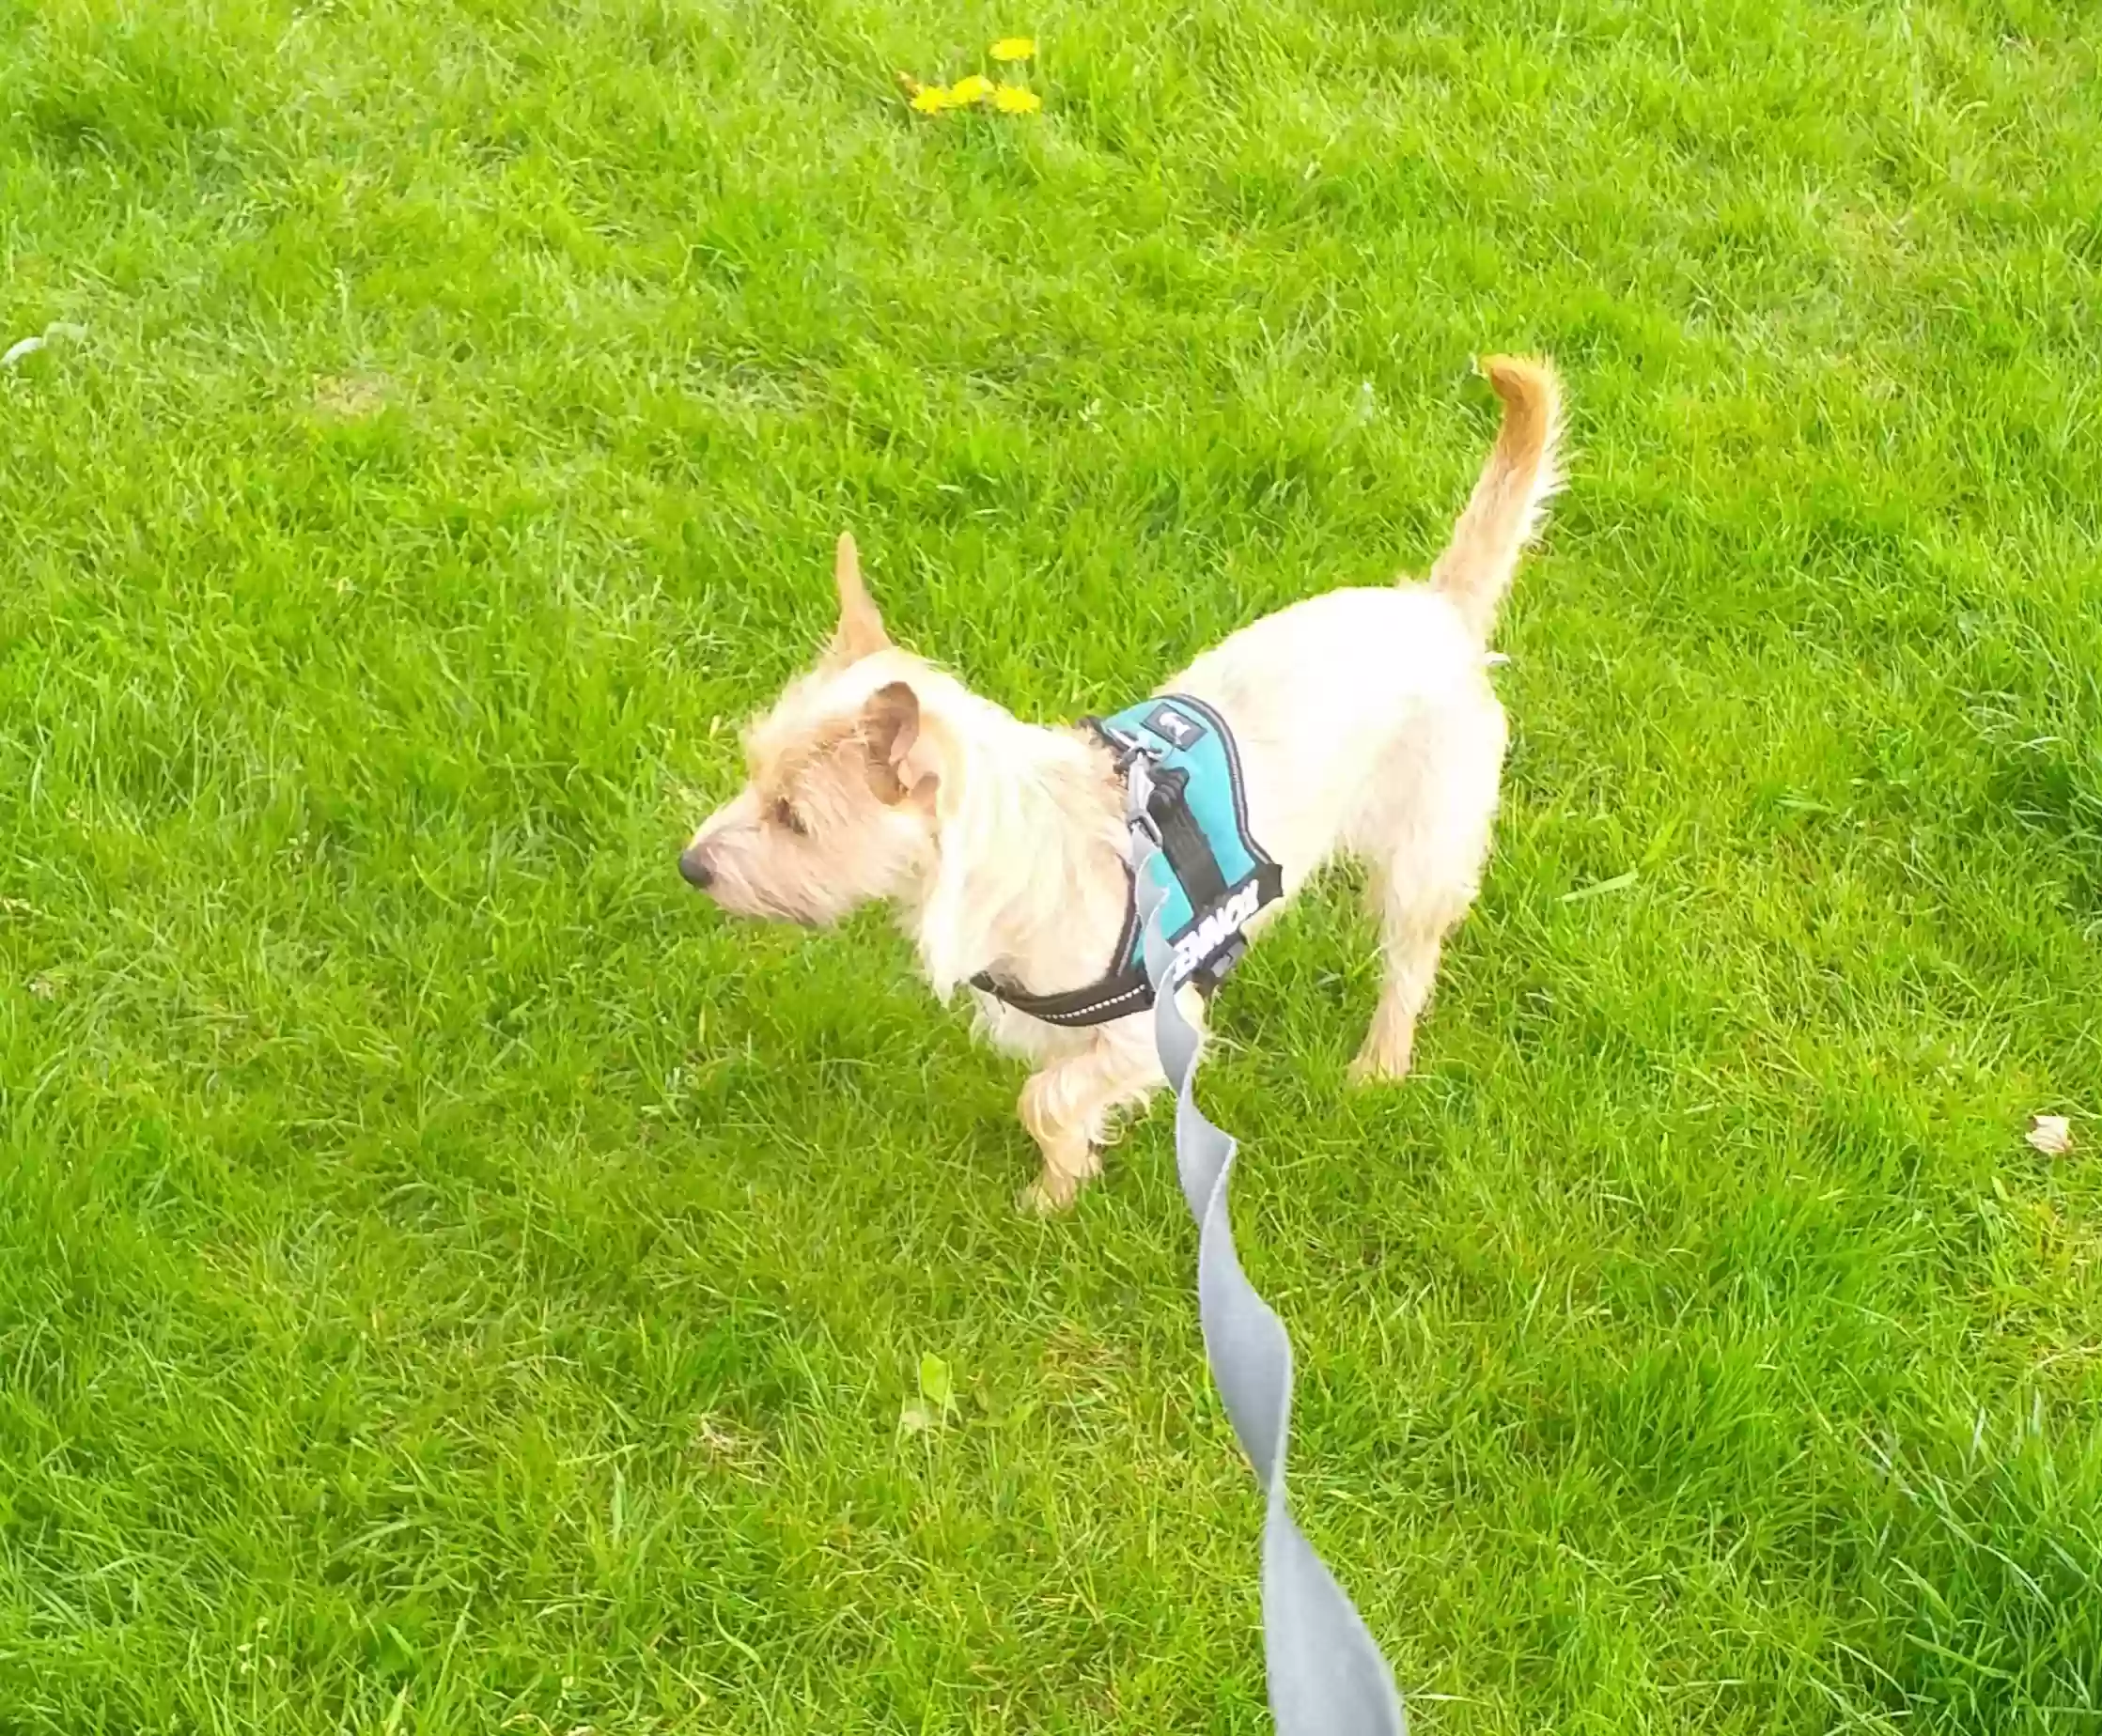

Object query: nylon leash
[1127,754,1407,1736]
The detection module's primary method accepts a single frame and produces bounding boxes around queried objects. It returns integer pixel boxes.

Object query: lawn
[4,0,2101,1730]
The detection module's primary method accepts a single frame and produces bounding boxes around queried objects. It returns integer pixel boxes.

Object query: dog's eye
[771,798,809,836]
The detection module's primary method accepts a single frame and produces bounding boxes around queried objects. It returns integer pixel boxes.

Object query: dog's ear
[860,679,941,805]
[823,531,891,668]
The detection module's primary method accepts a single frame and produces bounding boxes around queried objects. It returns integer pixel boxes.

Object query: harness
[970,695,1285,1026]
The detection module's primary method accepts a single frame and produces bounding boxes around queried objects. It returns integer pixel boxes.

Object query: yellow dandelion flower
[910,83,955,114]
[990,36,1036,62]
[949,73,994,105]
[990,83,1041,114]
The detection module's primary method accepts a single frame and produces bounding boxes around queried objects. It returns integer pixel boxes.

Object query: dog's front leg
[1015,1026,1164,1215]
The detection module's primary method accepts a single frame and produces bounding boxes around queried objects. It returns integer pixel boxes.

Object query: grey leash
[1127,755,1407,1736]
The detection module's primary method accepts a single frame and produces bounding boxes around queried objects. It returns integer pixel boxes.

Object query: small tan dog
[683,357,1562,1212]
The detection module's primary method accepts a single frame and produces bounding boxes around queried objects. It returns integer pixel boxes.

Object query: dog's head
[680,535,949,925]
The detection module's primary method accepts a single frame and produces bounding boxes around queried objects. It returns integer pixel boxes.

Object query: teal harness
[972,695,1285,1026]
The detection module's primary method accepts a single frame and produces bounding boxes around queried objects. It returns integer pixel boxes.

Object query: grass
[3,0,2101,1729]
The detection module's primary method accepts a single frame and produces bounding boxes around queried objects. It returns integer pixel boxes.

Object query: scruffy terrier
[682,358,1562,1212]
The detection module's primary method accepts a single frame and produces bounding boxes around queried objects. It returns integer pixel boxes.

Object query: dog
[682,357,1562,1212]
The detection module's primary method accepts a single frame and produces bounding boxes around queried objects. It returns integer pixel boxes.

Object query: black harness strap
[1145,767,1227,915]
[967,872,1150,1030]
[968,722,1176,1028]
[969,708,1274,1028]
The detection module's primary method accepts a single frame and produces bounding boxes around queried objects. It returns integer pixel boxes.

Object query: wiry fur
[683,357,1563,1212]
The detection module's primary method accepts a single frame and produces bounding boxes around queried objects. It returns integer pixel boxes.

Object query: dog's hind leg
[1353,880,1472,1082]
[1348,700,1506,1083]
[1015,1022,1166,1214]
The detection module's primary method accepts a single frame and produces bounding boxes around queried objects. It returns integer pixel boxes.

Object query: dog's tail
[1425,355,1563,639]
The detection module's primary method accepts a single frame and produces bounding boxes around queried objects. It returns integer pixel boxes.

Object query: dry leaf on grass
[2025,1113,2074,1156]
[313,373,389,417]
[3,321,86,368]
[690,1414,765,1470]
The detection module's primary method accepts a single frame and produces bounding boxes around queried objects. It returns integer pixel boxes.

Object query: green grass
[4,0,2102,1729]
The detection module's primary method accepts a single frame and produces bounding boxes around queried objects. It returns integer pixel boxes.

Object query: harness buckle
[1086,718,1152,770]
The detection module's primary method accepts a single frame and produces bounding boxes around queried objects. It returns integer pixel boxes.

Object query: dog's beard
[705,875,837,927]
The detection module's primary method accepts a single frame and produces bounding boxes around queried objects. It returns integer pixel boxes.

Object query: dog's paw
[1347,1043,1413,1086]
[1018,1170,1083,1216]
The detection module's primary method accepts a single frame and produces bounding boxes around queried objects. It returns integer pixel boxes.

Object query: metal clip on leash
[1126,754,1407,1736]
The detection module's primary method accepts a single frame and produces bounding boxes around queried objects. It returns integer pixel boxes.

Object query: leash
[1127,754,1407,1736]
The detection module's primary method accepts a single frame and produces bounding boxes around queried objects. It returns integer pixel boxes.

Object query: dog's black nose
[678,845,716,890]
